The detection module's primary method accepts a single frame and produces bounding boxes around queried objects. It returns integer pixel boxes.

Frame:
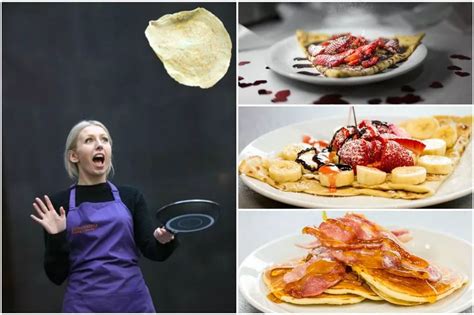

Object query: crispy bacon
[302,213,441,282]
[283,259,346,298]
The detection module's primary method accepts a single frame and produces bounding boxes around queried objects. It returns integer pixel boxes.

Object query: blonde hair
[64,120,114,179]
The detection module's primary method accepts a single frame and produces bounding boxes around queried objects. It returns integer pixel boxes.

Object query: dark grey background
[3,3,236,312]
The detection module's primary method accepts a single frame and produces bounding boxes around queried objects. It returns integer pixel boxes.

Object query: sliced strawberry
[360,125,380,140]
[388,123,411,138]
[361,56,379,68]
[347,59,360,66]
[329,126,359,152]
[376,140,415,172]
[390,138,426,155]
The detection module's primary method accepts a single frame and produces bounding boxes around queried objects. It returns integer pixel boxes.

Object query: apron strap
[107,181,122,202]
[69,185,77,209]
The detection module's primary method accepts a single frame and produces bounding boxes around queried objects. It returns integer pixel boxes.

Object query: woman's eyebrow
[83,133,107,138]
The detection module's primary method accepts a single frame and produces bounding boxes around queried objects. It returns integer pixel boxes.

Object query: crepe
[239,116,471,201]
[145,7,232,88]
[296,30,425,78]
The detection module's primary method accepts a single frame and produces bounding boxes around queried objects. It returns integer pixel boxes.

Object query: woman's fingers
[59,207,66,217]
[44,195,55,212]
[35,197,49,213]
[30,214,43,224]
[32,202,45,218]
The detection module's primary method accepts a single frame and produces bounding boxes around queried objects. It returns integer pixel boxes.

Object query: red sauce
[271,90,291,103]
[258,89,272,95]
[238,61,251,66]
[319,165,340,192]
[455,71,470,77]
[429,81,443,88]
[313,94,350,104]
[368,98,382,104]
[238,80,268,88]
[386,94,423,104]
[317,140,330,148]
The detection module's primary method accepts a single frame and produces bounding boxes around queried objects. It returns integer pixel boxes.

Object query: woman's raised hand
[30,195,66,234]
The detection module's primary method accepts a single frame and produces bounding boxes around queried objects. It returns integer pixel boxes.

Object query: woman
[30,120,177,312]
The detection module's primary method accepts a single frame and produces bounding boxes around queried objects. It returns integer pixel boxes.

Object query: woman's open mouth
[92,153,105,167]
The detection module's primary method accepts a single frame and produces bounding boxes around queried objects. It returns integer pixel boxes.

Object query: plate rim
[238,227,473,313]
[239,116,473,209]
[265,32,428,86]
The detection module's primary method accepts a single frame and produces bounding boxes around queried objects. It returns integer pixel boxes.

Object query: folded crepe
[295,30,425,78]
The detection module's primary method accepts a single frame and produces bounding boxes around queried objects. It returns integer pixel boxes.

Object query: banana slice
[391,166,427,185]
[417,155,453,175]
[268,160,302,183]
[432,124,457,148]
[356,165,387,185]
[402,117,440,139]
[421,139,447,156]
[319,165,354,188]
[279,143,312,161]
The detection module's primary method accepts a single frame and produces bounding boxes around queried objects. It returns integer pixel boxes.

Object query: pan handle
[159,225,178,236]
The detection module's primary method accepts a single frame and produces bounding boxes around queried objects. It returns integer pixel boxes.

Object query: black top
[44,182,178,285]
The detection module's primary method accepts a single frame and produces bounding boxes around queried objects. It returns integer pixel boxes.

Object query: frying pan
[155,199,220,234]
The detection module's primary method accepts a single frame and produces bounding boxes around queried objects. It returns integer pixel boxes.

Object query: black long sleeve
[44,183,178,285]
[131,191,179,261]
[43,230,70,285]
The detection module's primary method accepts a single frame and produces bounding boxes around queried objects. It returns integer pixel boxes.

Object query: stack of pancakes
[264,214,467,306]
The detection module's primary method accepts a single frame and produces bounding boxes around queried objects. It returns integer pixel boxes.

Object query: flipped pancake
[352,265,468,304]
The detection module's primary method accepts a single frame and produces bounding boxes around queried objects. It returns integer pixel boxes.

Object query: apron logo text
[72,224,98,234]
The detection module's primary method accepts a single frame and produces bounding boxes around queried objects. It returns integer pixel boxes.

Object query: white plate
[266,29,428,86]
[239,228,472,313]
[239,116,472,209]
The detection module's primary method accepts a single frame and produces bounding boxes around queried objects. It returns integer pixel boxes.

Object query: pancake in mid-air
[145,7,232,88]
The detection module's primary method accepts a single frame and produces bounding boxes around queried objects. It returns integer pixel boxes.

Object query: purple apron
[62,181,156,312]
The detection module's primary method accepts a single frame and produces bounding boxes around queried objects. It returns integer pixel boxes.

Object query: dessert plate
[239,116,472,208]
[266,29,427,86]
